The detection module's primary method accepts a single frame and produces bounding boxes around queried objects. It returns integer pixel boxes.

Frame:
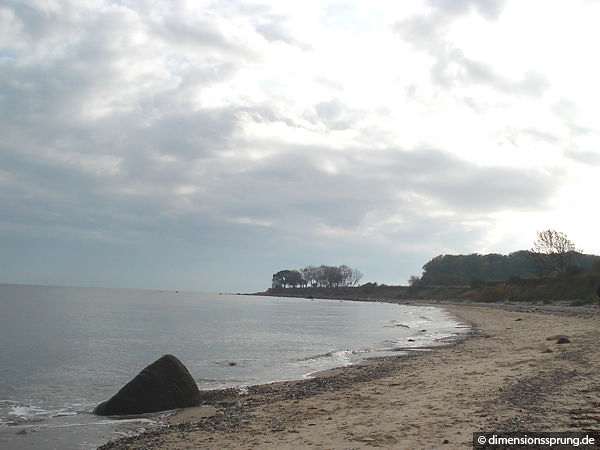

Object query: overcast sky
[1,0,599,292]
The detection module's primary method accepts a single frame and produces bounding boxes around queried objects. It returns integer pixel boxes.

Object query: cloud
[565,149,600,166]
[428,0,507,20]
[0,1,595,290]
[312,98,358,130]
[432,54,550,97]
[395,0,507,47]
[202,145,560,240]
[394,0,548,99]
[253,15,312,51]
[427,49,550,97]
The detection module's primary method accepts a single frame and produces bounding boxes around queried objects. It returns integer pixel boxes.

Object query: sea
[0,284,466,449]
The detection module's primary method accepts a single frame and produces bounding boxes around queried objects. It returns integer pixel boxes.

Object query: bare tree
[338,265,353,286]
[297,264,362,287]
[350,269,363,286]
[301,265,318,287]
[322,265,343,287]
[531,230,580,278]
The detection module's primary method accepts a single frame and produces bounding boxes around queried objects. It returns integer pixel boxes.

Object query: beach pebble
[546,334,569,341]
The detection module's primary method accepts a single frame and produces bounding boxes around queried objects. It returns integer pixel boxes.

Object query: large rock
[93,354,202,416]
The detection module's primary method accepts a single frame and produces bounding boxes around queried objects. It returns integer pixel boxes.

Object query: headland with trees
[271,265,363,289]
[264,230,600,305]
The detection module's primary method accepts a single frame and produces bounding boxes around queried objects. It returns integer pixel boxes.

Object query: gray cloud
[202,146,560,237]
[394,0,547,99]
[253,17,312,51]
[314,99,344,121]
[565,149,600,166]
[255,21,292,43]
[548,101,600,165]
[400,31,550,98]
[0,1,582,291]
[428,0,507,20]
[313,98,357,130]
[562,125,600,166]
[394,0,507,49]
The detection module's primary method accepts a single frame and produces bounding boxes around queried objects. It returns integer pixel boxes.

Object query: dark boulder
[556,337,571,344]
[93,354,202,416]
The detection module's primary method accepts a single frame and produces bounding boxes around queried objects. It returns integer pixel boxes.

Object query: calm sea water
[0,284,465,449]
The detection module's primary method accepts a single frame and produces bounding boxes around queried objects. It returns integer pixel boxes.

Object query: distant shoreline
[253,278,600,304]
[254,288,600,317]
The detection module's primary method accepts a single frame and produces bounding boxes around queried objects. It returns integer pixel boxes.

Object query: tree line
[272,265,363,289]
[411,230,600,287]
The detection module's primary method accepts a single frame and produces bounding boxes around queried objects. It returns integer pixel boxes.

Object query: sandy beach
[101,302,600,449]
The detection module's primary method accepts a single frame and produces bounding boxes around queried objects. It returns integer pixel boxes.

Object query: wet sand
[100,302,600,449]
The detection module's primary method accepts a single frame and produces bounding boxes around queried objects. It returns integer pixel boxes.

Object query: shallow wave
[385,320,410,328]
[8,416,159,434]
[3,403,84,427]
[1,399,99,429]
[194,377,219,383]
[6,403,49,425]
[296,351,335,362]
[296,348,366,363]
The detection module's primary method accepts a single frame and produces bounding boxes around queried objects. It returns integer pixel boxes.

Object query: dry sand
[101,303,600,449]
